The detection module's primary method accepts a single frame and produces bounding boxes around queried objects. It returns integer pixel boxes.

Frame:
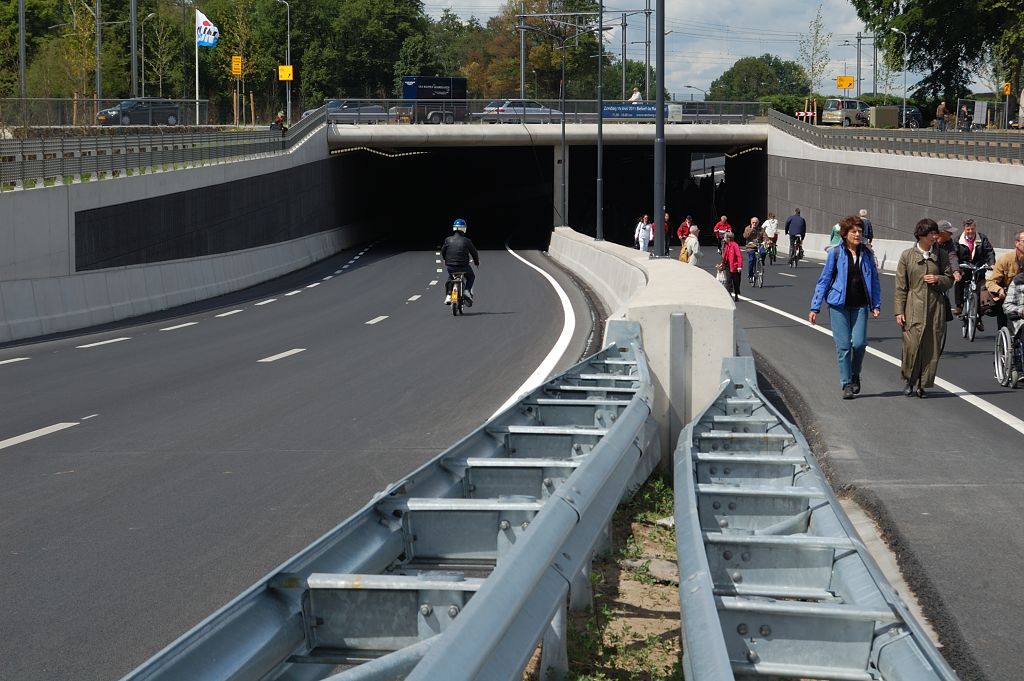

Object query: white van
[821,98,869,126]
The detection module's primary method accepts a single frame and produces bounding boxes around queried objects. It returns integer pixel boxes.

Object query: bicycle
[788,236,803,268]
[448,271,467,316]
[959,263,991,342]
[753,243,766,288]
[765,236,778,265]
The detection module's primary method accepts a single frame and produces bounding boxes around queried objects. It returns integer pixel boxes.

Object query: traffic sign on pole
[231,55,242,76]
[278,65,293,81]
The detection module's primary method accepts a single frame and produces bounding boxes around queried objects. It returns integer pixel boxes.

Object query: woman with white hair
[682,226,701,267]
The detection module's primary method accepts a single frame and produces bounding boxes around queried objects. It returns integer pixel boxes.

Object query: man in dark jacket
[442,218,480,304]
[954,218,995,318]
[784,208,806,256]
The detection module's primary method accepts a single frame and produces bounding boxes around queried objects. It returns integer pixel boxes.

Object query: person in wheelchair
[995,271,1024,387]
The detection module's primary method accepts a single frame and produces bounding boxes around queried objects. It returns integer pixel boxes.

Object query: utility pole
[95,0,102,100]
[130,0,138,96]
[596,0,604,241]
[519,3,525,98]
[18,0,26,99]
[644,0,650,100]
[856,31,862,97]
[652,0,665,257]
[621,13,627,100]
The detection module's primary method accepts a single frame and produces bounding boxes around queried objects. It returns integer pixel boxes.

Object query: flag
[196,10,220,48]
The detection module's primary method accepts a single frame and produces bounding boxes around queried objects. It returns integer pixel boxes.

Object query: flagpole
[195,10,199,124]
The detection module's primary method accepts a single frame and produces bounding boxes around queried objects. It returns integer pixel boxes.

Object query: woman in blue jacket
[808,215,882,399]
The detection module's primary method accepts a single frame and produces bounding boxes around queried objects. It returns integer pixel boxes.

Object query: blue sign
[602,104,667,119]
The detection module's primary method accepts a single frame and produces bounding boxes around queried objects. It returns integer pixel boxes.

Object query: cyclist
[742,217,763,284]
[442,218,480,306]
[784,208,806,258]
[954,219,995,327]
[986,229,1024,331]
[762,212,779,262]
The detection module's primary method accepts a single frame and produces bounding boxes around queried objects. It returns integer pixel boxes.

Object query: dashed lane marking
[76,337,131,349]
[0,422,79,451]
[258,348,306,363]
[216,310,244,317]
[322,275,333,281]
[305,283,320,289]
[255,299,277,306]
[334,270,342,274]
[778,272,797,278]
[429,280,438,286]
[436,269,443,273]
[343,265,351,269]
[366,316,389,325]
[160,322,198,331]
[0,357,30,365]
[285,291,302,296]
[408,295,421,301]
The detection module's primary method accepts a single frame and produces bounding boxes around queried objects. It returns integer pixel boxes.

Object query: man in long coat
[895,220,954,396]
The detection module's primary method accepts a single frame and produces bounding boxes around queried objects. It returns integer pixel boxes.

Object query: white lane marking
[0,357,30,365]
[436,269,443,273]
[80,414,98,420]
[436,259,442,264]
[429,280,438,286]
[435,252,441,256]
[353,256,361,260]
[160,322,197,331]
[305,283,320,289]
[216,309,244,317]
[882,271,896,277]
[76,337,130,349]
[491,248,576,419]
[366,316,389,325]
[258,348,306,363]
[285,290,302,296]
[741,296,1024,437]
[322,275,333,281]
[343,264,351,269]
[0,422,78,451]
[778,272,797,278]
[408,295,422,301]
[255,298,277,306]
[334,270,342,275]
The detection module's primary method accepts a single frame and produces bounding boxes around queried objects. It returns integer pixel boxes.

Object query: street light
[276,0,291,126]
[890,27,907,127]
[141,12,156,97]
[683,84,707,100]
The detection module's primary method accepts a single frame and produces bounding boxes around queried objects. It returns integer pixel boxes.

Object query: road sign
[836,76,855,90]
[1003,82,1012,96]
[231,55,242,76]
[278,65,293,82]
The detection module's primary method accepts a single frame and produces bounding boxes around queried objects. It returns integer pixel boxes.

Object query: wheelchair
[994,321,1024,388]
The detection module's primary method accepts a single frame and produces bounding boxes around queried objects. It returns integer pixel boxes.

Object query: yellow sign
[1003,82,1012,96]
[231,55,242,76]
[278,65,293,82]
[836,75,855,90]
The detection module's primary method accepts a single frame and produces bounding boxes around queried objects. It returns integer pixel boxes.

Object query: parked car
[302,99,388,123]
[96,98,180,125]
[821,98,869,127]
[479,99,562,124]
[855,103,924,129]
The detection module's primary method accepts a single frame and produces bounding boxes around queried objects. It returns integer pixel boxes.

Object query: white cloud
[422,0,926,99]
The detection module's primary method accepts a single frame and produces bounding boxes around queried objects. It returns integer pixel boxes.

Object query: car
[479,99,563,124]
[896,104,923,129]
[821,98,869,127]
[302,99,388,124]
[97,98,180,126]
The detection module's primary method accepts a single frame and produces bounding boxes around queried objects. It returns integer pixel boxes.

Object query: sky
[421,0,927,100]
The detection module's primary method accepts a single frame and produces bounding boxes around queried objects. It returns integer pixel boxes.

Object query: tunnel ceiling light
[330,146,429,158]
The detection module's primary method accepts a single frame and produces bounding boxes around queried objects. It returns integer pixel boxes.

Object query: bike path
[716,254,1021,681]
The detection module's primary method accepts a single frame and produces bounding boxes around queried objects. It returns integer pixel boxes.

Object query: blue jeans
[828,304,868,387]
[746,250,758,279]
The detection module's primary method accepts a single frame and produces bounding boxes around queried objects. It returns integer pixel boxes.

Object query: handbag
[679,245,690,263]
[980,288,997,316]
[943,294,954,323]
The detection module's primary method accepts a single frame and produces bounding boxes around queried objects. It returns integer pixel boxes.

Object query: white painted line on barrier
[306,283,320,289]
[0,422,79,451]
[216,310,244,317]
[323,275,333,281]
[429,280,438,286]
[408,295,421,301]
[76,337,131,349]
[285,290,302,296]
[778,272,797,278]
[366,316,389,325]
[258,348,306,363]
[160,322,198,331]
[491,248,576,419]
[0,357,30,365]
[255,299,277,306]
[741,296,1024,437]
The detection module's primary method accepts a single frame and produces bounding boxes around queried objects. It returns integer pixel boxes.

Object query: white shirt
[628,91,642,103]
[763,218,778,238]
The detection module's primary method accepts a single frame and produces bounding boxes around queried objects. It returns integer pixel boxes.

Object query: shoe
[917,387,927,398]
[903,383,914,396]
[464,296,473,308]
[851,378,861,395]
[953,306,961,316]
[842,384,855,399]
[977,319,985,332]
[444,294,452,305]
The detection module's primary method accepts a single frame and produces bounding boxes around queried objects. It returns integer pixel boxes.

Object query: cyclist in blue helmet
[442,219,480,305]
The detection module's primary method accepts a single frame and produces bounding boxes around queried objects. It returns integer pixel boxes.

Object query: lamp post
[276,0,291,126]
[682,84,707,100]
[890,27,907,127]
[141,12,155,97]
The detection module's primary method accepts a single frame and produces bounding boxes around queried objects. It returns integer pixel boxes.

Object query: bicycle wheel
[995,326,1012,386]
[755,263,764,288]
[967,293,977,342]
[962,293,972,340]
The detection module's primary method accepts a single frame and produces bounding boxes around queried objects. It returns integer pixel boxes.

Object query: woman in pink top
[720,231,743,301]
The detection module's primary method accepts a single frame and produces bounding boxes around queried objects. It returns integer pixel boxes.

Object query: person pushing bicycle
[442,218,480,306]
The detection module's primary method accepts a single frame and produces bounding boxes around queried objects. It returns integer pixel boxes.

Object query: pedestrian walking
[895,218,954,398]
[808,215,882,399]
[634,214,650,250]
[935,100,946,132]
[682,226,701,267]
[720,231,743,302]
[714,215,731,254]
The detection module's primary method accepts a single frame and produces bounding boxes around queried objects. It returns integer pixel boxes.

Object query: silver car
[480,99,562,124]
[303,99,388,124]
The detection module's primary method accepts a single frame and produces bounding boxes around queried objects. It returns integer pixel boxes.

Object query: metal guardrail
[769,109,1024,164]
[0,108,322,191]
[674,356,960,681]
[122,319,660,681]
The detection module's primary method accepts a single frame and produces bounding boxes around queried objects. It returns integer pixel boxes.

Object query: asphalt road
[717,251,1023,681]
[0,243,595,681]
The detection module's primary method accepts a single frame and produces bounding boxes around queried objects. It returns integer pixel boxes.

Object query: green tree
[709,54,808,101]
[797,4,831,92]
[0,0,56,96]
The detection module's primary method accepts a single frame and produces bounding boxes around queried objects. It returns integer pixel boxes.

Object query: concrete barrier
[548,226,736,459]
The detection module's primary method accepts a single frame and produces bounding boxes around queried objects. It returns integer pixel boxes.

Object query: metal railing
[674,356,959,681]
[0,109,323,190]
[769,109,1024,164]
[122,319,660,681]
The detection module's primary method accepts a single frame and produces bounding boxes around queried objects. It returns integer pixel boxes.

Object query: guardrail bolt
[712,501,721,510]
[737,623,748,635]
[521,521,530,530]
[746,651,760,663]
[728,502,737,511]
[609,413,617,422]
[719,519,729,528]
[572,443,582,453]
[759,625,771,637]
[447,605,460,618]
[741,552,751,562]
[500,520,511,530]
[723,551,733,560]
[709,467,717,475]
[467,484,476,492]
[419,604,433,617]
[543,477,554,488]
[723,467,732,475]
[731,571,743,583]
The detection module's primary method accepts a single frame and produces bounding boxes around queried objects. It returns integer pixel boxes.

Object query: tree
[708,54,809,101]
[797,4,830,92]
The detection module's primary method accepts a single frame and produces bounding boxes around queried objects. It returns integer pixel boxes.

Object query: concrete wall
[549,227,736,460]
[0,126,369,343]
